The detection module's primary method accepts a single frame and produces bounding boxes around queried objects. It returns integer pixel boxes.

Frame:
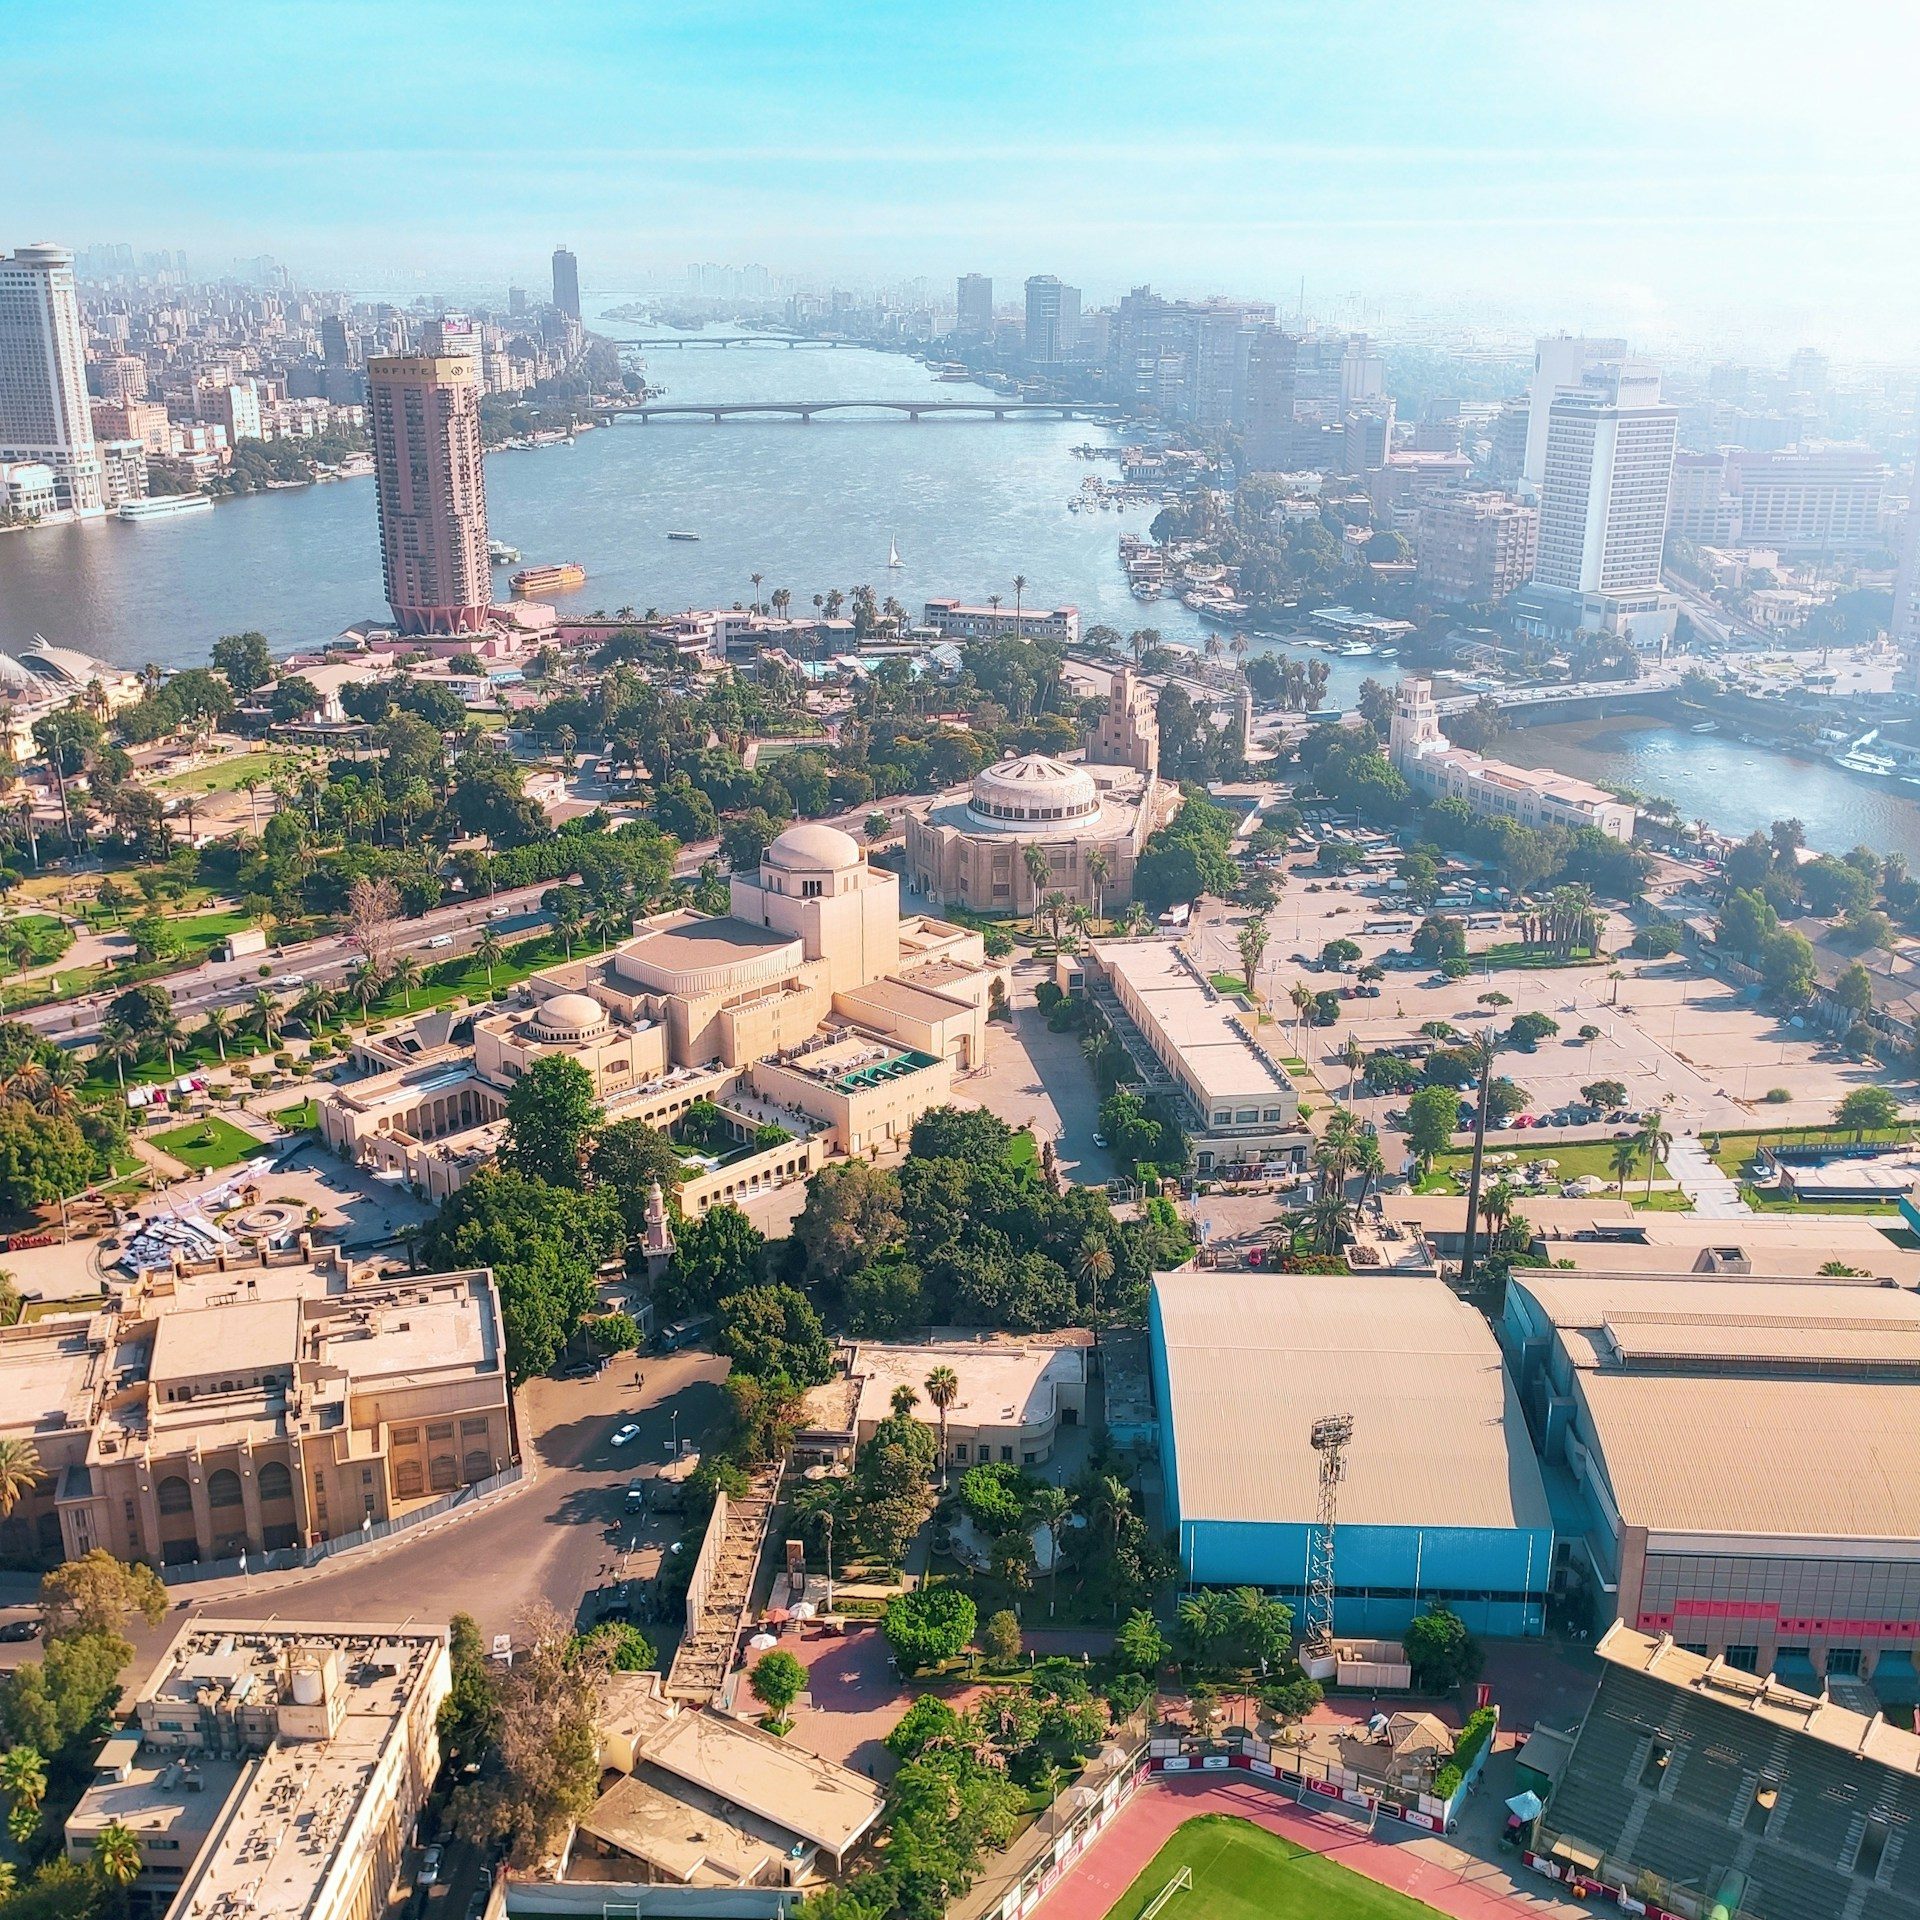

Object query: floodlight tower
[1304,1412,1355,1656]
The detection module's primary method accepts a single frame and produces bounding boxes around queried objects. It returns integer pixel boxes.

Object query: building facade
[955,273,993,338]
[552,245,581,319]
[0,1255,513,1572]
[1522,334,1628,493]
[366,352,491,634]
[1389,678,1636,839]
[919,597,1080,644]
[1416,491,1539,604]
[1896,503,1920,655]
[0,243,105,517]
[1242,325,1299,471]
[1023,275,1080,363]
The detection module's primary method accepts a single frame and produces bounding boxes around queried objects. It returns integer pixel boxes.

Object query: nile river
[0,314,1910,857]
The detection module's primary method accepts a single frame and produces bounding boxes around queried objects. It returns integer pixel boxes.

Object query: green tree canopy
[501,1054,603,1188]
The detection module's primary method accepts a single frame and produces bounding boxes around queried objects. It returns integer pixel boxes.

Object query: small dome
[766,822,861,872]
[967,754,1100,829]
[535,991,609,1041]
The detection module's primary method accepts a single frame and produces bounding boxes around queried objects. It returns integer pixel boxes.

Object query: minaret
[642,1178,674,1280]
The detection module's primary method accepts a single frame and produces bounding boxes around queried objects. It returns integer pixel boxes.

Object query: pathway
[1026,1776,1587,1920]
[1665,1131,1751,1217]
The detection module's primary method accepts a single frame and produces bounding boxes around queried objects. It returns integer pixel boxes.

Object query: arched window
[394,1460,424,1499]
[463,1450,491,1485]
[35,1511,62,1555]
[429,1455,458,1492]
[257,1462,293,1504]
[156,1477,193,1516]
[207,1469,243,1509]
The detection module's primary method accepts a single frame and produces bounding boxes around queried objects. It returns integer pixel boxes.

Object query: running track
[1028,1777,1568,1920]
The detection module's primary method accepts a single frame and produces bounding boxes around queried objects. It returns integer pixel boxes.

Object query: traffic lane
[192,1351,732,1641]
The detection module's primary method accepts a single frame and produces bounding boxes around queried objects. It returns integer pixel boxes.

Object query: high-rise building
[508,284,528,317]
[1023,274,1080,364]
[320,313,351,369]
[955,273,993,339]
[0,243,105,517]
[1786,346,1829,400]
[1242,326,1298,470]
[366,353,491,635]
[93,353,147,403]
[1340,333,1385,404]
[1523,334,1629,493]
[1894,504,1920,654]
[551,245,580,320]
[1529,363,1678,635]
[1416,492,1540,604]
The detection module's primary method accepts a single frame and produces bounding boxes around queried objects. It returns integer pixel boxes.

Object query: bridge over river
[610,398,1123,423]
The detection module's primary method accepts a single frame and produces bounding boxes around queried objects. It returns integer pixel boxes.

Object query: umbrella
[1506,1790,1543,1821]
[763,1606,791,1623]
[790,1601,817,1620]
[748,1632,778,1652]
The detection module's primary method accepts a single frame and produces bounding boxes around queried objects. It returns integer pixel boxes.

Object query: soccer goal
[1139,1866,1193,1919]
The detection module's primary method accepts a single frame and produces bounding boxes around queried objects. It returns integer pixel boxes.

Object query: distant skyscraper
[956,273,992,339]
[0,243,105,517]
[1894,505,1920,654]
[551,246,580,320]
[366,353,491,635]
[1532,363,1677,612]
[321,314,351,369]
[1523,334,1629,493]
[1023,274,1080,364]
[1786,346,1829,400]
[508,285,528,317]
[1242,327,1298,470]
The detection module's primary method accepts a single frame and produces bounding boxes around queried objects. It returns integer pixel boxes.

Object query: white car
[610,1423,642,1448]
[418,1848,443,1887]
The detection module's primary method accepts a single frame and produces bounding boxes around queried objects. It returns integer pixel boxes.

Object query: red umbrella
[762,1606,791,1624]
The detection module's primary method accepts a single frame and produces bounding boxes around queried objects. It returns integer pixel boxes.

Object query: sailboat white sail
[887,537,902,567]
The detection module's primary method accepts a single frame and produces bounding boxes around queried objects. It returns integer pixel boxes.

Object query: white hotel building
[0,244,104,518]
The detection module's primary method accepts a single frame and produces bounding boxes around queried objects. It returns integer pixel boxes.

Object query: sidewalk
[1666,1132,1750,1218]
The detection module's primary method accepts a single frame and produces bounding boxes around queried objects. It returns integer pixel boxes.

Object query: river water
[0,315,1909,857]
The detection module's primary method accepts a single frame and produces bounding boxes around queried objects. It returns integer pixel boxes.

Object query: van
[425,933,455,949]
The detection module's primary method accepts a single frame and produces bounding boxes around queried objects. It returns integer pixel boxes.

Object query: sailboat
[887,536,902,568]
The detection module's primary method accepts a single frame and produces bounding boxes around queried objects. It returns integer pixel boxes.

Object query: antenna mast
[1305,1412,1354,1655]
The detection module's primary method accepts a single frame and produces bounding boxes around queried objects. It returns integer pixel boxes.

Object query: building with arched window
[0,1252,512,1572]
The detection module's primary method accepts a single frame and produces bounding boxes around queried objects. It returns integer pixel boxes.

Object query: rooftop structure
[919,598,1080,645]
[1389,677,1636,841]
[0,1254,511,1572]
[1151,1268,1552,1634]
[65,1621,450,1920]
[1537,1623,1920,1920]
[1084,941,1306,1173]
[1502,1270,1920,1688]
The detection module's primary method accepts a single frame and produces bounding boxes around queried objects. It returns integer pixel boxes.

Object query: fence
[159,1463,525,1587]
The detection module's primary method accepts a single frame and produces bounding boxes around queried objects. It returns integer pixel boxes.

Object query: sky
[9,0,1920,356]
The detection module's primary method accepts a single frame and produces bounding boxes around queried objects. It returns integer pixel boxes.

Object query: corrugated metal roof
[1153,1269,1552,1533]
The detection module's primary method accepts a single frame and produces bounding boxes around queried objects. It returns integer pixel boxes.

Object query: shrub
[957,1461,1037,1535]
[882,1587,977,1670]
[980,1609,1022,1664]
[1764,1087,1791,1104]
[1105,1670,1152,1721]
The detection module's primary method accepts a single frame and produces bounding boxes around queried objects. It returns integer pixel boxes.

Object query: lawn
[1209,972,1250,996]
[0,912,76,969]
[1105,1816,1446,1920]
[271,1097,318,1131]
[1709,1124,1916,1182]
[148,1116,270,1171]
[155,749,303,797]
[1427,1140,1669,1187]
[1481,941,1606,970]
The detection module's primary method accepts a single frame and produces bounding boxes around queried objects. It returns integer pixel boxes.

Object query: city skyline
[8,0,1920,357]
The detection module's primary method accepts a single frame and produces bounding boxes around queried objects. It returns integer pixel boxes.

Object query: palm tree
[1027,1483,1070,1603]
[388,952,422,1010]
[96,1017,138,1090]
[1,1744,46,1847]
[1353,1132,1386,1207]
[1085,848,1112,926]
[1637,1113,1674,1198]
[1074,1236,1115,1320]
[152,1008,185,1075]
[347,960,382,1014]
[1480,1177,1517,1238]
[0,1436,41,1516]
[890,1381,919,1419]
[239,774,263,835]
[295,982,337,1034]
[1236,916,1268,1001]
[91,1823,142,1888]
[200,1003,236,1062]
[250,987,285,1048]
[474,925,505,987]
[1022,843,1050,916]
[924,1366,959,1486]
[1304,1187,1353,1255]
[1176,1589,1233,1665]
[750,572,764,615]
[1012,573,1028,641]
[1609,1136,1639,1195]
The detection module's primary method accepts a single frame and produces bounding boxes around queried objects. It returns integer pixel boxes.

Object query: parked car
[425,933,455,949]
[418,1848,444,1887]
[610,1423,642,1448]
[0,1617,39,1642]
[1092,1131,1109,1148]
[624,1480,647,1510]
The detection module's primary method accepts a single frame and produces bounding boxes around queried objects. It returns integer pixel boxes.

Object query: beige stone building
[64,1621,448,1920]
[322,824,1000,1208]
[0,1252,513,1571]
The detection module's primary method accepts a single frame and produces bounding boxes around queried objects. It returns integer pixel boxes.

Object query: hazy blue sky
[11,0,1918,353]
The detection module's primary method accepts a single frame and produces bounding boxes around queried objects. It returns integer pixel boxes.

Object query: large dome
[766,822,862,872]
[966,754,1100,830]
[534,992,610,1042]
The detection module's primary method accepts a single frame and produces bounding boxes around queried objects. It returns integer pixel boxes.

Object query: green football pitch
[1104,1815,1448,1920]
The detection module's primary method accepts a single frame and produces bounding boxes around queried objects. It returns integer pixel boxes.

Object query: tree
[1505,1011,1560,1050]
[793,1159,904,1286]
[718,1283,833,1385]
[882,1587,977,1670]
[1836,1085,1901,1140]
[1636,1113,1674,1197]
[1759,927,1817,1003]
[94,1018,137,1091]
[249,987,285,1048]
[0,1437,40,1519]
[586,1118,682,1233]
[664,1202,764,1316]
[1835,962,1875,1017]
[0,1103,97,1217]
[211,631,277,694]
[1402,1605,1483,1692]
[748,1649,807,1726]
[924,1364,959,1486]
[577,1619,655,1673]
[1114,1609,1169,1676]
[910,1106,1014,1164]
[388,951,422,1010]
[1237,918,1269,1001]
[980,1609,1023,1665]
[501,1054,602,1188]
[1580,1079,1628,1111]
[1405,1086,1460,1171]
[474,924,505,988]
[90,1825,142,1888]
[38,1553,166,1641]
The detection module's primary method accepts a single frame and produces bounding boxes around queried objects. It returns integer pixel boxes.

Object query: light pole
[822,1509,835,1611]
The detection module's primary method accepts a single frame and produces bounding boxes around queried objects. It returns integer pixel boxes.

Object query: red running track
[1029,1777,1554,1920]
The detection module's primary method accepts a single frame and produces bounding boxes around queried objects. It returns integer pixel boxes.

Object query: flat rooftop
[577,1770,785,1886]
[807,1336,1087,1437]
[1153,1268,1551,1534]
[1098,942,1294,1107]
[0,1321,101,1438]
[150,1295,300,1386]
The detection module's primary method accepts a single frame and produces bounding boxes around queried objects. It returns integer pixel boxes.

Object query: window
[461,1417,490,1437]
[1745,1776,1781,1835]
[207,1469,243,1509]
[952,1444,968,1462]
[1827,1647,1863,1676]
[391,1427,419,1446]
[430,1455,458,1491]
[464,1449,491,1483]
[258,1462,293,1503]
[427,1422,455,1441]
[1724,1644,1759,1673]
[1856,1815,1890,1878]
[156,1477,193,1517]
[361,1468,375,1488]
[1639,1739,1671,1789]
[394,1460,424,1498]
[999,1446,1013,1463]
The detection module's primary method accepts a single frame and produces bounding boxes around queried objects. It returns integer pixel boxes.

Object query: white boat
[488,540,521,565]
[116,494,212,521]
[1835,749,1896,777]
[887,537,902,568]
[1340,641,1375,657]
[1690,720,1718,734]
[666,530,699,542]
